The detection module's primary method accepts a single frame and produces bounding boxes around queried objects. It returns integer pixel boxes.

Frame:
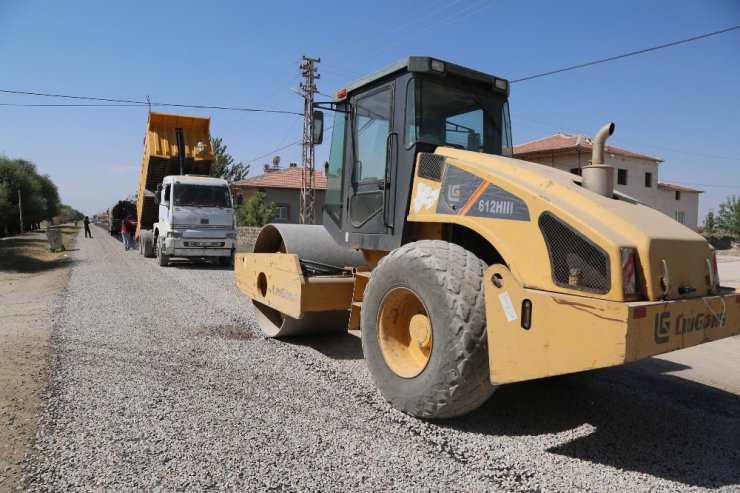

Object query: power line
[0,103,145,107]
[0,88,303,115]
[511,25,740,83]
[219,59,302,137]
[245,139,303,165]
[341,0,457,57]
[362,0,496,60]
[245,124,336,166]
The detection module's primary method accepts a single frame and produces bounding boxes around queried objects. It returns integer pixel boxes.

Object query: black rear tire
[156,237,169,267]
[361,240,495,419]
[140,230,154,257]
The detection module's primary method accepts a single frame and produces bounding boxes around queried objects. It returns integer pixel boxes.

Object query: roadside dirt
[0,227,76,491]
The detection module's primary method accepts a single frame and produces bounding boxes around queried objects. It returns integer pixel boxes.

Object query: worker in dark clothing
[84,216,93,238]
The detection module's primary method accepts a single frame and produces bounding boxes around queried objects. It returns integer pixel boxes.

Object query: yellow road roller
[235,57,739,419]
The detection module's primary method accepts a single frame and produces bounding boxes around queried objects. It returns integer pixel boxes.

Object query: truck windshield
[405,78,512,156]
[173,184,232,208]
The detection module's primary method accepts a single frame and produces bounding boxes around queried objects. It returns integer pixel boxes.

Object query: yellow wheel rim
[378,287,432,378]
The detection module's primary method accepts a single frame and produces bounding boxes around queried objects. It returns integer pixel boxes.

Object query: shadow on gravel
[446,360,740,488]
[0,237,77,274]
[162,259,233,271]
[194,323,256,341]
[285,333,364,360]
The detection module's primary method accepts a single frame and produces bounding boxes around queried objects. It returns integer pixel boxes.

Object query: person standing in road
[83,216,93,238]
[121,215,133,250]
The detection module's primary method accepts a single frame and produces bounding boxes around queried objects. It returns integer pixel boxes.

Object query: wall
[237,226,261,248]
[649,188,700,230]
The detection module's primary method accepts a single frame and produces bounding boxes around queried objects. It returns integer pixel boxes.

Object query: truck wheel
[156,237,169,267]
[361,240,495,419]
[141,230,154,257]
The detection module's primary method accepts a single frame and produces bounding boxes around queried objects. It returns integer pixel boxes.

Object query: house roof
[231,166,327,190]
[658,181,703,193]
[513,133,663,163]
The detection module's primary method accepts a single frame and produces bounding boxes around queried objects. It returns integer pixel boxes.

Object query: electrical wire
[219,59,302,136]
[361,0,498,60]
[0,88,302,115]
[0,103,145,107]
[339,0,457,57]
[511,25,740,83]
[245,124,335,166]
[245,138,303,165]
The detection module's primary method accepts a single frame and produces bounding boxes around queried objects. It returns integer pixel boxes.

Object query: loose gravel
[23,227,740,491]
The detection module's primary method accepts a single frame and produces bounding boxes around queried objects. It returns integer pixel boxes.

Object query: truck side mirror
[312,111,324,145]
[154,184,162,205]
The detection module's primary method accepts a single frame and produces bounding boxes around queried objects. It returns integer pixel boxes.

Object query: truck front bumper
[164,237,235,257]
[485,264,740,384]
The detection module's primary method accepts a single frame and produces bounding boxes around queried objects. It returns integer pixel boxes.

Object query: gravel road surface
[25,228,740,491]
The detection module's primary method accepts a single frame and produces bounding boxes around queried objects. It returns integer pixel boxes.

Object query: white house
[513,133,702,229]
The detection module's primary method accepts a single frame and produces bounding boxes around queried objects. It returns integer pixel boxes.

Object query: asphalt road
[25,228,740,491]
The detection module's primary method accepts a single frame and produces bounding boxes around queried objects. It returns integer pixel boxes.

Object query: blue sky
[1,0,738,221]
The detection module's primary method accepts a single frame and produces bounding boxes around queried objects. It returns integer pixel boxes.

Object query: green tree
[0,155,66,234]
[716,194,739,238]
[0,156,45,232]
[235,191,276,227]
[210,137,250,183]
[36,173,62,220]
[703,210,715,235]
[0,181,9,232]
[54,204,85,224]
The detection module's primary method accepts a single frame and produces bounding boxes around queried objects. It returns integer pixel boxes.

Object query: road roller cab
[235,56,739,420]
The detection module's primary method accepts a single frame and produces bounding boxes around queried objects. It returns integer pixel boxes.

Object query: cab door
[348,83,395,235]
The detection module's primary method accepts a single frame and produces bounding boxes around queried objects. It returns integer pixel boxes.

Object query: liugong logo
[654,311,726,344]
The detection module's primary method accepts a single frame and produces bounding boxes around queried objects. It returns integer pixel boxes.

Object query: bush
[235,191,276,227]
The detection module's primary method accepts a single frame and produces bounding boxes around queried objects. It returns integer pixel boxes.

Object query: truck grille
[183,241,225,247]
[173,224,230,229]
[539,212,610,294]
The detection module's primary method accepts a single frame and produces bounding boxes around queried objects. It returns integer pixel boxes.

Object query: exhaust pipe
[582,122,616,198]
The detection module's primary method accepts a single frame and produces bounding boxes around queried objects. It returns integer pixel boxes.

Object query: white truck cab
[151,174,236,266]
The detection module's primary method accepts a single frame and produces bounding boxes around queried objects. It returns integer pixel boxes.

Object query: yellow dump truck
[135,112,236,266]
[235,57,739,418]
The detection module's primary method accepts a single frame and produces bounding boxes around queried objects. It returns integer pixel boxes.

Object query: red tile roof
[514,133,663,163]
[231,166,327,190]
[658,181,703,193]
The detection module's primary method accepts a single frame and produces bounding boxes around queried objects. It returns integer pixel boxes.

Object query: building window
[273,204,289,221]
[675,211,685,224]
[570,167,581,176]
[617,168,627,185]
[675,191,681,200]
[645,172,652,188]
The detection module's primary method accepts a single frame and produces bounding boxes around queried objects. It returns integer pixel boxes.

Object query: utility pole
[18,189,24,234]
[299,55,320,224]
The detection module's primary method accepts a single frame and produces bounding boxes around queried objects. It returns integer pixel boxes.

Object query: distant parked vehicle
[108,200,136,236]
